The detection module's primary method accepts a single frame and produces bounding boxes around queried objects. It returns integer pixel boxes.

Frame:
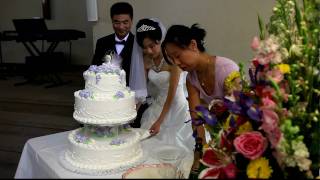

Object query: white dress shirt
[115,33,129,55]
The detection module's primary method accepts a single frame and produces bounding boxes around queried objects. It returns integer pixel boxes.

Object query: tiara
[137,24,156,32]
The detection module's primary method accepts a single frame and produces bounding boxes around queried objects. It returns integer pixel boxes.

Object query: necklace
[198,57,214,88]
[151,58,165,72]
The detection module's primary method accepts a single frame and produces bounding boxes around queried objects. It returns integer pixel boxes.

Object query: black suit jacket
[91,32,134,85]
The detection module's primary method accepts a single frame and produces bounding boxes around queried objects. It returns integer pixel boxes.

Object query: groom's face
[112,14,132,39]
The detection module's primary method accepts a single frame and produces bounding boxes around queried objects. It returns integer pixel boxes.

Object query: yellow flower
[247,157,273,179]
[223,114,237,130]
[235,121,253,135]
[203,143,209,149]
[224,71,241,92]
[277,64,290,74]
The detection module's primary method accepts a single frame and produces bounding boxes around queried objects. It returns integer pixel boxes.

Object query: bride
[134,18,194,151]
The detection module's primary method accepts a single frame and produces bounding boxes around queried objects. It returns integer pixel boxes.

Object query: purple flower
[191,105,218,127]
[122,124,131,129]
[223,92,261,122]
[104,66,113,73]
[96,74,101,84]
[88,65,98,72]
[94,126,113,137]
[224,98,242,115]
[100,62,121,74]
[79,90,92,98]
[247,106,262,121]
[110,138,125,145]
[96,66,105,73]
[74,132,89,143]
[114,91,125,99]
[229,115,236,128]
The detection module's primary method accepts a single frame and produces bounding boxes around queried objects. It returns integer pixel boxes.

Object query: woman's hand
[149,119,162,136]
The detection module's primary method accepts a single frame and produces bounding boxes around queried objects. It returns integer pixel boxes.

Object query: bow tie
[115,40,126,45]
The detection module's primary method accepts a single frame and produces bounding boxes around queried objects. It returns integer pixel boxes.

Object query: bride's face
[142,37,161,60]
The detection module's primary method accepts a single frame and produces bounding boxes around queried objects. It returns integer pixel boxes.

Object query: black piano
[2,18,86,88]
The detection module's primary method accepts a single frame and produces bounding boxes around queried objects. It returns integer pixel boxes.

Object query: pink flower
[257,54,271,65]
[233,131,268,160]
[200,148,231,168]
[266,127,282,148]
[198,167,220,179]
[260,108,282,147]
[261,97,277,110]
[257,52,275,65]
[260,108,279,133]
[279,87,289,102]
[251,36,260,50]
[266,68,283,83]
[220,163,237,179]
[198,163,238,179]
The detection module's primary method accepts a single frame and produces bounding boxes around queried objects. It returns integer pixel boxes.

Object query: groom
[91,2,147,128]
[92,2,134,84]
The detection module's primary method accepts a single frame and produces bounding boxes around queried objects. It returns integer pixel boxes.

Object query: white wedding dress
[141,69,195,152]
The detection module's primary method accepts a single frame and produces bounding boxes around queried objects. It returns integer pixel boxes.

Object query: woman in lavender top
[162,24,241,144]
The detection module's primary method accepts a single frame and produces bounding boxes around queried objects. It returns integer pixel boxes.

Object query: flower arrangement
[193,0,319,178]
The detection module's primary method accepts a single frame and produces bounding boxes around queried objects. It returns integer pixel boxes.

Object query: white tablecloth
[14,131,193,179]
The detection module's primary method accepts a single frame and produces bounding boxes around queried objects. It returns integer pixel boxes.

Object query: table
[14,131,193,179]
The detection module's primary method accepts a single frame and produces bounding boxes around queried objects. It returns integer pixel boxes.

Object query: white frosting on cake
[65,127,144,170]
[62,56,150,175]
[73,90,136,125]
[73,61,137,125]
[84,69,127,95]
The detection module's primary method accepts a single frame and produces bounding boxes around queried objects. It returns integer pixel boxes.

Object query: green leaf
[293,0,302,35]
[258,14,266,40]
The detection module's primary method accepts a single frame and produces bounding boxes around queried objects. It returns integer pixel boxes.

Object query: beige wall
[94,0,276,68]
[1,0,276,66]
[0,0,93,65]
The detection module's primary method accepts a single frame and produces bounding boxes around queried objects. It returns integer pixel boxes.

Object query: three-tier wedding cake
[61,53,149,175]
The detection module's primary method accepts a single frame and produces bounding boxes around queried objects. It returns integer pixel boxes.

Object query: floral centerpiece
[192,0,319,178]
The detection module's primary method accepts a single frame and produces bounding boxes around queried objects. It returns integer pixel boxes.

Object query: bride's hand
[149,120,161,136]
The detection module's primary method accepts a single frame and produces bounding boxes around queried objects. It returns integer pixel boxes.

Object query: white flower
[271,52,283,64]
[280,48,289,59]
[292,140,310,158]
[289,44,303,57]
[284,156,297,167]
[295,156,312,171]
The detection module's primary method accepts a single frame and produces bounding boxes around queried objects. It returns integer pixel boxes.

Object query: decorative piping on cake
[73,109,136,123]
[63,148,144,171]
[68,128,141,150]
[75,90,134,100]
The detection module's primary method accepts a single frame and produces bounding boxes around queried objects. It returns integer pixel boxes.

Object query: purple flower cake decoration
[88,65,98,72]
[94,126,114,137]
[110,138,126,146]
[113,91,125,99]
[74,132,90,144]
[79,90,93,99]
[96,74,101,84]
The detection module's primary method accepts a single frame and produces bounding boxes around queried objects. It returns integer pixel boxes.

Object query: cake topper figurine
[104,50,115,64]
[104,50,123,68]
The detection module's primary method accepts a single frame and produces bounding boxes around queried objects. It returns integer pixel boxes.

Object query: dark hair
[110,2,133,19]
[136,19,162,48]
[161,24,206,64]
